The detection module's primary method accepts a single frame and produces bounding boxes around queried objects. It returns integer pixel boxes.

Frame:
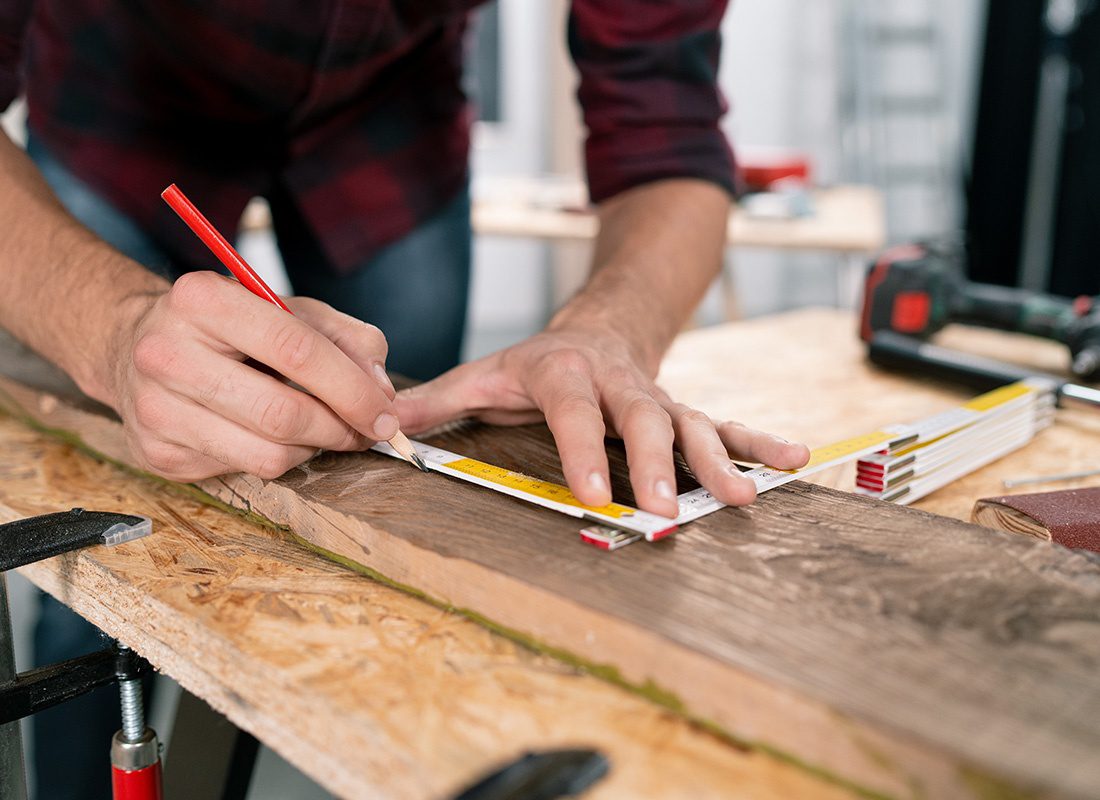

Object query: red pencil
[161,184,427,471]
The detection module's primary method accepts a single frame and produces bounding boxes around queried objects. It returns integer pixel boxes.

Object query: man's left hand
[395,326,809,518]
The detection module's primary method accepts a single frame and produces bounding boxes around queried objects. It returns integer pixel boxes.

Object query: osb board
[2,330,1100,799]
[659,308,1100,520]
[0,419,856,800]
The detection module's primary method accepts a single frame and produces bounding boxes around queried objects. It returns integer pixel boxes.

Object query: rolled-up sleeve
[568,0,736,203]
[0,0,33,110]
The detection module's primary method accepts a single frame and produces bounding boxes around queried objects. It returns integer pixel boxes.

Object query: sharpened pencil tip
[411,452,430,472]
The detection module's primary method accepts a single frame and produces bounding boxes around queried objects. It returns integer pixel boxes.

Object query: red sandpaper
[980,487,1100,553]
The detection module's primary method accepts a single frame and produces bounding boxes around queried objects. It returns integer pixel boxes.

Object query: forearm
[0,130,168,404]
[549,178,730,373]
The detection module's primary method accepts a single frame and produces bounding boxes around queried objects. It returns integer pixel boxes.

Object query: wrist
[69,277,166,409]
[548,296,670,377]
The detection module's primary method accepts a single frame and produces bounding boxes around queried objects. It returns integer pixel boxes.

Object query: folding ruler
[373,378,1055,550]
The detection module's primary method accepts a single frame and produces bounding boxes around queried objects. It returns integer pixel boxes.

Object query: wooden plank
[0,418,850,800]
[2,330,1100,799]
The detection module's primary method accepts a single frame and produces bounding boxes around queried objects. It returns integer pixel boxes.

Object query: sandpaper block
[971,487,1100,553]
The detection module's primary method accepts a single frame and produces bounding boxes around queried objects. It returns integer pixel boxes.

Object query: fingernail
[772,435,790,444]
[373,413,399,440]
[654,479,675,501]
[589,472,610,500]
[372,363,395,395]
[726,462,743,477]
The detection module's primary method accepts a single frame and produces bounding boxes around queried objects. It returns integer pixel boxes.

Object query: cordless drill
[859,242,1100,379]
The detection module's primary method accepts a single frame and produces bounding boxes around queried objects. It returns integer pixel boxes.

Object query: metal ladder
[838,0,959,242]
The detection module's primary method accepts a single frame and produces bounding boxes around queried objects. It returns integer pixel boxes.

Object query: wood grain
[0,418,852,800]
[3,325,1100,799]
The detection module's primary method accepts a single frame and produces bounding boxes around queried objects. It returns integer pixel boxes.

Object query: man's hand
[400,178,809,518]
[396,326,809,518]
[106,271,398,481]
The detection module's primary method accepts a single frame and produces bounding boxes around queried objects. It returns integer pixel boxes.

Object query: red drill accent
[891,291,932,334]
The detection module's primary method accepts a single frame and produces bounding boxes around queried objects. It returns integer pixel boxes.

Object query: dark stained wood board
[3,330,1100,800]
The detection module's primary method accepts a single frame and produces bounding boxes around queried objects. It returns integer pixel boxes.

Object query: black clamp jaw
[0,508,152,573]
[0,508,155,725]
[0,636,151,727]
[0,507,156,800]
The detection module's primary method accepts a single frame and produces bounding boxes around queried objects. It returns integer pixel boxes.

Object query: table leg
[836,251,868,310]
[721,250,741,321]
[163,690,258,800]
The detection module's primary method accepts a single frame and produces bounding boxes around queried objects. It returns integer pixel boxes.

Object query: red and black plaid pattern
[2,1,734,275]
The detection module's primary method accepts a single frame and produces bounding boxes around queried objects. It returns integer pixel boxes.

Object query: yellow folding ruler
[372,378,1055,550]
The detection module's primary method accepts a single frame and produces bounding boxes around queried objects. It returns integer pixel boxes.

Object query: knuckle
[623,394,670,425]
[255,392,306,441]
[678,408,713,429]
[271,322,317,373]
[139,443,189,479]
[557,392,601,418]
[540,349,593,379]
[169,271,218,313]
[132,391,170,430]
[332,425,363,451]
[249,447,295,480]
[198,366,233,405]
[355,321,388,358]
[131,333,175,378]
[344,378,381,418]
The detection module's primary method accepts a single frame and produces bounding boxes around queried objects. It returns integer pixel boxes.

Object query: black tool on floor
[454,748,609,800]
[0,509,160,800]
[860,242,1100,379]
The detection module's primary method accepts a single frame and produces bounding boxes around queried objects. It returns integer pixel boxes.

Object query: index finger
[528,358,611,508]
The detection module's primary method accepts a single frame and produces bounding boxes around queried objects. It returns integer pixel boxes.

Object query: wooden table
[472,179,886,252]
[470,179,886,319]
[1,310,1098,800]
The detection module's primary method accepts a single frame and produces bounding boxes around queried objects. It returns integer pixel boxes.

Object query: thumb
[395,359,494,434]
[286,297,394,399]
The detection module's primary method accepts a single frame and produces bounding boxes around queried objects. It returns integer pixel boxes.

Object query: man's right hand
[106,270,397,482]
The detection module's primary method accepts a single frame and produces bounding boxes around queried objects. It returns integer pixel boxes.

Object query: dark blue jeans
[27,137,471,800]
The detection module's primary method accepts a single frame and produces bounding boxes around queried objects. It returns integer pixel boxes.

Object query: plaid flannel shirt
[1,1,735,274]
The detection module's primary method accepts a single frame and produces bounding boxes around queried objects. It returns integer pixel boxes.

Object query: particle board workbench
[1,310,1100,800]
